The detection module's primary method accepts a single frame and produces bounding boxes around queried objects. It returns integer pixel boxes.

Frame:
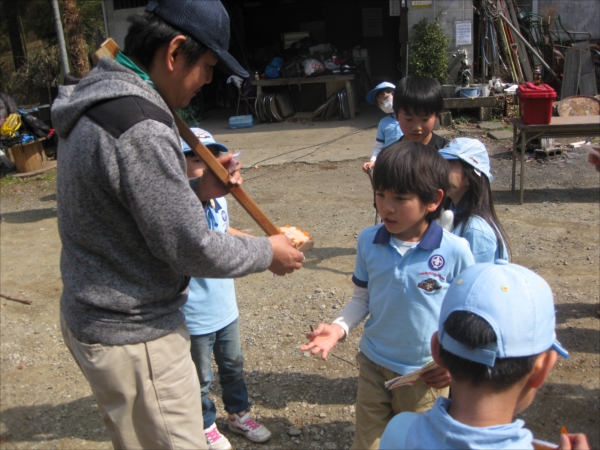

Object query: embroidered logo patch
[221,210,227,222]
[418,278,441,292]
[428,254,445,270]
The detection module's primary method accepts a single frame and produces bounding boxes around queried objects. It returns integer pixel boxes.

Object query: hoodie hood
[51,57,169,139]
[406,397,533,449]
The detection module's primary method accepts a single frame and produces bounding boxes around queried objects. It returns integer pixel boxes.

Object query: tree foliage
[0,0,103,102]
[408,17,450,83]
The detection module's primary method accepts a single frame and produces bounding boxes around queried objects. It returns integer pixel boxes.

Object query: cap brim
[207,142,229,153]
[366,89,378,105]
[439,150,460,160]
[214,49,248,78]
[552,340,569,359]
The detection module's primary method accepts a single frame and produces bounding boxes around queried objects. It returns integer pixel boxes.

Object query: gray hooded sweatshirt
[52,57,272,346]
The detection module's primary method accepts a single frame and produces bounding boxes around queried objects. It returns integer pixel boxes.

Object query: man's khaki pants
[351,352,449,450]
[61,314,207,449]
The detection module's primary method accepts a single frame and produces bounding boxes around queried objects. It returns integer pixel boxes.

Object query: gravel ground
[0,125,599,449]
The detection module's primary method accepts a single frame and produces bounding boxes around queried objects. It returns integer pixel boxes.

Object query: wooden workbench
[510,116,600,204]
[251,74,356,119]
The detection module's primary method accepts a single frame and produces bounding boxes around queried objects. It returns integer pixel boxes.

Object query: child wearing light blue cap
[181,128,272,449]
[362,81,403,173]
[439,138,510,263]
[380,261,591,450]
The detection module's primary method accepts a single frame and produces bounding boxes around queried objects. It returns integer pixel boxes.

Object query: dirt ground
[0,119,599,449]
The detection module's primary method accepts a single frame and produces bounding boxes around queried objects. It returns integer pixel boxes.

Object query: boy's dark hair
[124,12,208,71]
[443,161,512,259]
[439,311,538,391]
[393,75,443,117]
[373,141,449,221]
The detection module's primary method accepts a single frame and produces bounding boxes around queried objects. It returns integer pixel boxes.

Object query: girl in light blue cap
[439,138,510,263]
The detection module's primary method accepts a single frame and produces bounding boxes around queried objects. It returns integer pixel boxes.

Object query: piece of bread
[277,225,314,252]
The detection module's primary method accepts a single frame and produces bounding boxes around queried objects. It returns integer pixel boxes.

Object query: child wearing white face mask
[362,82,403,173]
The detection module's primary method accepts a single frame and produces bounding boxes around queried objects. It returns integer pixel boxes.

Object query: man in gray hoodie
[51,1,303,448]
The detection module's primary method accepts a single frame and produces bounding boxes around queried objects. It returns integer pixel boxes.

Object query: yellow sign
[412,0,432,8]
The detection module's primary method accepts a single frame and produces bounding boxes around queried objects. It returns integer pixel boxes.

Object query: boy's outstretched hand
[419,365,452,389]
[559,433,590,450]
[300,323,345,360]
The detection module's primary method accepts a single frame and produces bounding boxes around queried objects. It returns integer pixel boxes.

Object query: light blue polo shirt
[380,397,534,449]
[376,114,403,147]
[181,197,238,335]
[353,221,474,374]
[453,215,508,263]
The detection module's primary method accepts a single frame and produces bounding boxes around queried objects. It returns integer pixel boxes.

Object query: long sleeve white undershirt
[332,284,370,338]
[370,141,384,161]
[332,239,418,338]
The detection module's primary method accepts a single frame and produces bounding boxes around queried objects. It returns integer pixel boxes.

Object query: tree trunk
[2,0,27,70]
[60,0,90,76]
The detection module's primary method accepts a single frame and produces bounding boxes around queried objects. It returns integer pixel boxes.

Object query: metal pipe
[50,0,70,76]
[497,12,561,84]
[101,0,109,42]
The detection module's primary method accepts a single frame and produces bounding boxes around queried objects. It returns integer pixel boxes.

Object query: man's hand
[267,234,304,276]
[299,323,345,360]
[197,154,242,201]
[419,365,451,389]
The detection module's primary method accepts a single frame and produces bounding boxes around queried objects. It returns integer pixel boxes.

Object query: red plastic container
[517,83,557,125]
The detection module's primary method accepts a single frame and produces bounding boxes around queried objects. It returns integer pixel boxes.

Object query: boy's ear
[430,332,448,369]
[528,350,558,389]
[426,189,444,213]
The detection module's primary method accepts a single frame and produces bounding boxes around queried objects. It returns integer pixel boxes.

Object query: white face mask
[380,97,394,114]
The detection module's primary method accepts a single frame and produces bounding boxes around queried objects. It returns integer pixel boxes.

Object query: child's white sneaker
[204,423,232,450]
[228,411,272,443]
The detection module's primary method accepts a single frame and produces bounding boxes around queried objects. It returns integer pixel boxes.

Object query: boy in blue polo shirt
[181,128,271,450]
[301,141,474,450]
[362,81,403,173]
[380,261,588,450]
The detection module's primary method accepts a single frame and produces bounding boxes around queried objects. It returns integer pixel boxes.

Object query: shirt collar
[372,221,443,250]
[115,51,156,90]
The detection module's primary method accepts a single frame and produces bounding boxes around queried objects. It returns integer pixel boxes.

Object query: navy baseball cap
[439,138,494,182]
[181,127,229,155]
[439,260,569,367]
[366,81,396,105]
[146,0,248,78]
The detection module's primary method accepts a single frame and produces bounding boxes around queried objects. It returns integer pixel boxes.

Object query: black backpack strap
[85,96,173,139]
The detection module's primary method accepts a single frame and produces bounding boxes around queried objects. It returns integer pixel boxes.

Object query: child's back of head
[373,141,449,222]
[380,261,570,450]
[393,75,443,118]
[438,261,568,392]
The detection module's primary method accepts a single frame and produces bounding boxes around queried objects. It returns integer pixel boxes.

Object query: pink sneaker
[204,423,232,450]
[228,411,272,443]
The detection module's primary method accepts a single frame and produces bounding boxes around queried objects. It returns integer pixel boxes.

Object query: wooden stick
[0,293,32,305]
[174,114,279,236]
[93,38,280,237]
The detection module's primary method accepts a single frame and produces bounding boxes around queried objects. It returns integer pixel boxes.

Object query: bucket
[459,86,481,98]
[442,84,457,98]
[473,84,491,97]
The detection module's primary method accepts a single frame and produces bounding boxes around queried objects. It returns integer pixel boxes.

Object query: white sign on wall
[455,21,472,46]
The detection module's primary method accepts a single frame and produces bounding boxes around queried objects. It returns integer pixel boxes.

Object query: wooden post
[12,140,44,173]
